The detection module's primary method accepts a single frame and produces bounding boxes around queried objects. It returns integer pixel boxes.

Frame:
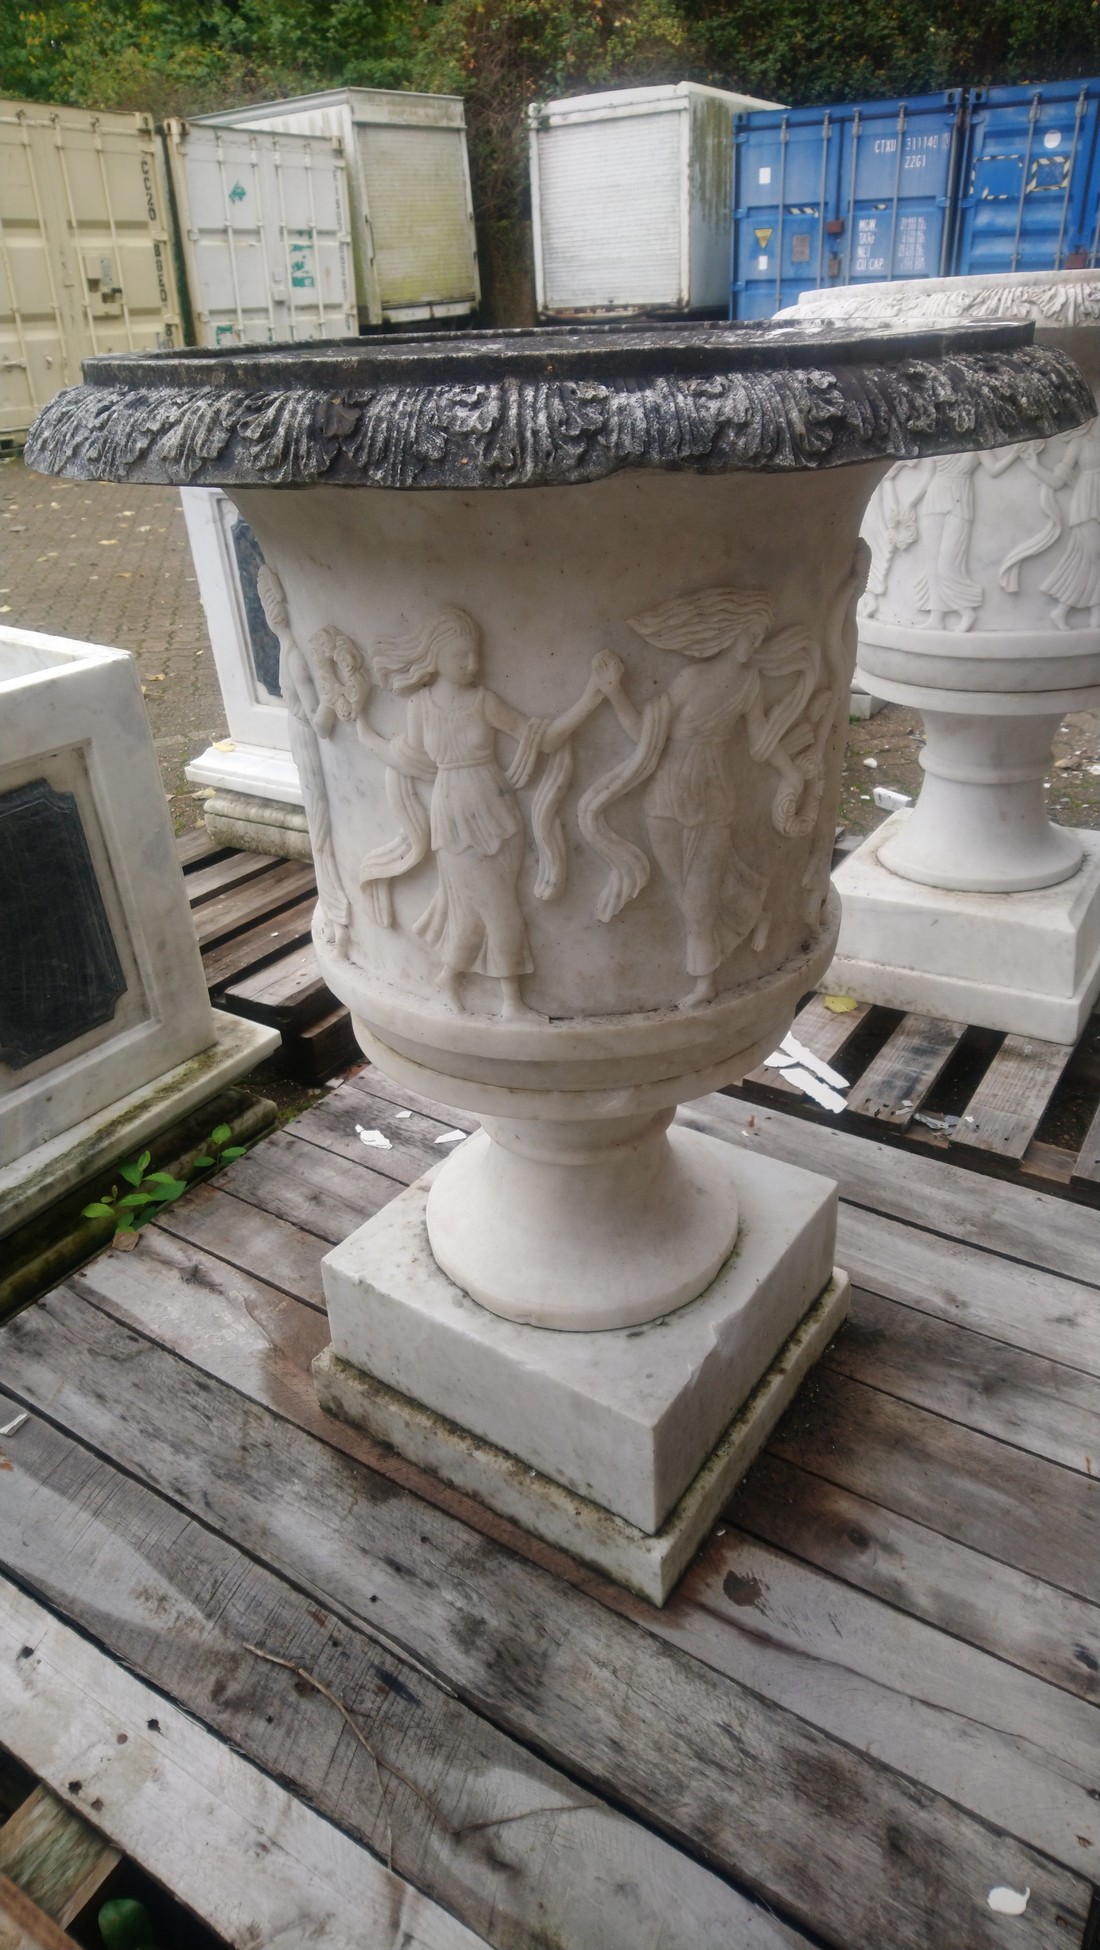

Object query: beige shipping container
[198,88,479,327]
[0,97,182,441]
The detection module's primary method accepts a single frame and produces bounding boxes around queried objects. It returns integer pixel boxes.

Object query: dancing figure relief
[353,606,605,1023]
[256,567,354,958]
[580,587,835,1009]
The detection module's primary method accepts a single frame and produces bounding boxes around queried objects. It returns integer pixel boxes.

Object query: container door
[165,123,280,345]
[731,107,843,318]
[955,81,1100,274]
[838,92,962,284]
[265,136,357,339]
[1,101,74,436]
[355,121,478,318]
[533,105,685,314]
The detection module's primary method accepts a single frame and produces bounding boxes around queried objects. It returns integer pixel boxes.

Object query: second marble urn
[27,319,1090,1595]
[785,271,1100,1039]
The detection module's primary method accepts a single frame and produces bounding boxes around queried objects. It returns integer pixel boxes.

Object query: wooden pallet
[2,1078,1099,1949]
[730,989,1100,1204]
[177,830,358,1083]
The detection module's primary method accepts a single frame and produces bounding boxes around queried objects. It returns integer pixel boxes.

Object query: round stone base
[425,1115,741,1331]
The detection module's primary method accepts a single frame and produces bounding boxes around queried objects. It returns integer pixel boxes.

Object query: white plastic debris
[395,1109,412,1119]
[987,1886,1029,1916]
[781,1066,847,1114]
[872,786,912,812]
[0,1413,28,1437]
[355,1125,392,1150]
[862,756,878,769]
[779,1032,848,1091]
[434,1130,467,1145]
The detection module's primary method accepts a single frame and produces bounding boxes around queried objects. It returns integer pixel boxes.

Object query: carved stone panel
[0,778,127,1069]
[231,513,282,698]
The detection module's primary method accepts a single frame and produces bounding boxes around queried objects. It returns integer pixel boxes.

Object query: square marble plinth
[828,816,1100,1042]
[320,1144,837,1537]
[314,1272,849,1605]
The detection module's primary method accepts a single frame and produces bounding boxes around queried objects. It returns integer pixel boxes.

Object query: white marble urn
[28,321,1092,1595]
[785,273,1100,1038]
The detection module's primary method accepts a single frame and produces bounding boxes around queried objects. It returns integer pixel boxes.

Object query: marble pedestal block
[180,487,308,856]
[317,1145,846,1601]
[829,814,1100,1041]
[0,625,278,1234]
[26,317,1090,1597]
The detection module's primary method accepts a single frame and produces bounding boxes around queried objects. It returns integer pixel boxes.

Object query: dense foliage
[3,0,1099,313]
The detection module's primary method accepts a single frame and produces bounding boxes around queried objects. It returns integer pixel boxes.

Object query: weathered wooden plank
[731,1453,1100,1707]
[154,1182,328,1308]
[951,1034,1075,1161]
[827,1288,1100,1476]
[200,896,317,991]
[0,1421,812,1950]
[192,862,317,951]
[1,1303,1084,1950]
[290,1082,468,1188]
[1070,1096,1100,1190]
[69,1228,1100,1873]
[217,1127,390,1243]
[222,941,331,1030]
[175,827,225,870]
[0,1877,79,1950]
[88,1219,1100,1716]
[845,1014,966,1128]
[769,1366,1100,1605]
[654,1529,1100,1872]
[182,850,282,908]
[0,1791,119,1928]
[0,1577,492,1950]
[281,1004,358,1084]
[677,1095,1100,1288]
[356,1067,479,1133]
[833,1203,1100,1379]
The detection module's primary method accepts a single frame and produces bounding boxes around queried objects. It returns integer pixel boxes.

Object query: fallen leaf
[822,994,859,1014]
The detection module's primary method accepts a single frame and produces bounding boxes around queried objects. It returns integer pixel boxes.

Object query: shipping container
[162,120,356,346]
[529,83,781,319]
[953,80,1100,275]
[731,92,964,318]
[0,97,182,440]
[197,88,479,327]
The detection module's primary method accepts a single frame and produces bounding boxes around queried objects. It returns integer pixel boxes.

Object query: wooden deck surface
[2,1070,1099,1949]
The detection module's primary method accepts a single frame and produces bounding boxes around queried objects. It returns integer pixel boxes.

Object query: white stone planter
[785,272,1100,1039]
[27,320,1089,1595]
[0,626,278,1235]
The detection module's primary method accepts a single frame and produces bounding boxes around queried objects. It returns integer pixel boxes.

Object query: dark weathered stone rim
[76,317,1031,391]
[25,324,1095,494]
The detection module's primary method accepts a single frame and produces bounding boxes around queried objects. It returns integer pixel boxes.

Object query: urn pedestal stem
[25,317,1091,1599]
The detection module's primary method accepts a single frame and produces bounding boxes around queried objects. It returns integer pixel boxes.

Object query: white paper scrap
[0,1413,28,1437]
[987,1887,1029,1916]
[780,1033,848,1091]
[395,1109,412,1119]
[781,1066,847,1114]
[763,1050,796,1071]
[355,1125,392,1150]
[434,1130,468,1146]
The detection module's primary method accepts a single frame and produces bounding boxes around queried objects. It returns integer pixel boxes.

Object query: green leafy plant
[98,1896,159,1950]
[81,1122,248,1236]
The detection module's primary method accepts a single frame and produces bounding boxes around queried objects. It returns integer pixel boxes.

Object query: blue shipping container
[954,80,1100,275]
[731,92,964,318]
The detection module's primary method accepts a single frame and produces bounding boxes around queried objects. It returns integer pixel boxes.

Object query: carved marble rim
[787,269,1100,332]
[24,319,1096,492]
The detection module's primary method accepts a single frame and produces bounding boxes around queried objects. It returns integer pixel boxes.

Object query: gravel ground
[5,453,1098,841]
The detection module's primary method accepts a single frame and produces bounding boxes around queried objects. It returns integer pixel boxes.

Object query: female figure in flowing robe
[355,606,604,1022]
[1040,426,1100,629]
[585,589,827,1009]
[256,568,353,957]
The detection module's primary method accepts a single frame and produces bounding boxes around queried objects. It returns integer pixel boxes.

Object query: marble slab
[829,814,1100,1041]
[321,1142,837,1534]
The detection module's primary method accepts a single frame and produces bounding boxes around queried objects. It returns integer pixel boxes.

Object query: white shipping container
[529,83,782,318]
[197,88,479,327]
[0,97,182,440]
[162,120,357,347]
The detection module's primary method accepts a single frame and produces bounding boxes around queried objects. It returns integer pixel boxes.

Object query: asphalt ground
[4,454,1098,840]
